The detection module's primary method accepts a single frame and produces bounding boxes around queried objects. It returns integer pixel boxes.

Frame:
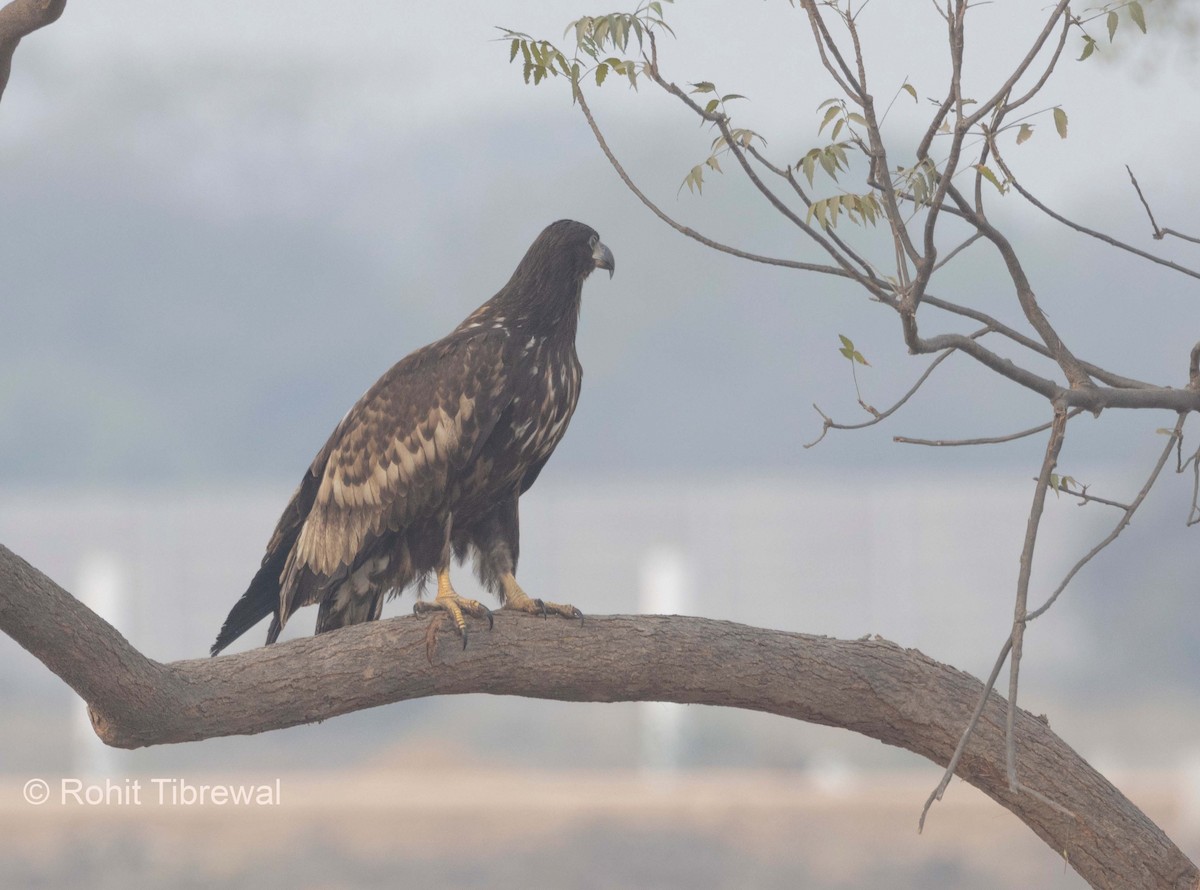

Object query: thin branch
[989,143,1200,281]
[639,58,889,300]
[933,232,983,272]
[1127,165,1200,246]
[745,143,881,281]
[1006,406,1069,790]
[1126,165,1163,238]
[805,328,988,448]
[920,635,1012,831]
[996,10,1072,119]
[798,1,865,103]
[571,86,848,278]
[921,294,1154,390]
[1047,483,1130,512]
[941,180,1095,390]
[1028,414,1187,621]
[960,1,1071,130]
[894,407,1085,447]
[0,0,67,102]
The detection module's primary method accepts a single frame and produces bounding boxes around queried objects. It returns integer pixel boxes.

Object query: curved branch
[806,326,991,448]
[2,542,1197,889]
[922,294,1155,390]
[0,0,65,102]
[572,86,848,278]
[990,143,1200,282]
[894,407,1085,447]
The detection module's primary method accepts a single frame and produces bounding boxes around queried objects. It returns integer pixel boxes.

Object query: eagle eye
[588,233,599,249]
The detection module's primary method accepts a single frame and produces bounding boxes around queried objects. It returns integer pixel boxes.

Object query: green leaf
[818,105,841,133]
[974,163,1005,193]
[1053,106,1068,139]
[509,38,520,63]
[704,98,720,115]
[901,82,917,102]
[846,112,868,127]
[1107,10,1119,42]
[1129,1,1147,33]
[1016,123,1033,145]
[837,334,870,365]
[595,62,609,86]
[679,164,705,195]
[801,151,817,185]
[691,81,716,94]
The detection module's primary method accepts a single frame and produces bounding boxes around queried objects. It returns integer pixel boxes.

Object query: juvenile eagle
[211,220,614,655]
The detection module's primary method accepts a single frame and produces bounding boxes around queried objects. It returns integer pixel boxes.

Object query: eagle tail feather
[210,549,286,656]
[313,587,385,635]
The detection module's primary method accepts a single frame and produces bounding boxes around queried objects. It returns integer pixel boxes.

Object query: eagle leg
[499,573,584,622]
[413,566,493,649]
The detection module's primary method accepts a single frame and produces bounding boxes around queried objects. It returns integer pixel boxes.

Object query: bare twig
[919,633,1012,832]
[961,1,1071,130]
[1006,406,1069,790]
[1028,414,1187,621]
[1127,165,1200,246]
[932,232,983,272]
[894,407,1085,447]
[805,329,989,448]
[989,142,1200,281]
[1045,483,1130,511]
[1126,165,1163,239]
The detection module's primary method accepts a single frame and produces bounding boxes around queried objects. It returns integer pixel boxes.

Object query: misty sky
[1,1,1197,486]
[3,0,1200,796]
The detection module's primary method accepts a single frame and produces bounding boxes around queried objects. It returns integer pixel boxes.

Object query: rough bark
[0,542,1195,889]
[0,0,66,102]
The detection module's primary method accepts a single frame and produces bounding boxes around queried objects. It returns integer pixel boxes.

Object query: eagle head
[536,219,615,281]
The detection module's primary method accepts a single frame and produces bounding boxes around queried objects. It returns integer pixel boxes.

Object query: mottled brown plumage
[212,220,613,655]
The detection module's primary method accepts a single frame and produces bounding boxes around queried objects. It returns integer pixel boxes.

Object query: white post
[74,550,127,779]
[638,545,690,778]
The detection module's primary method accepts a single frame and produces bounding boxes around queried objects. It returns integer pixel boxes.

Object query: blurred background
[2,1,1199,887]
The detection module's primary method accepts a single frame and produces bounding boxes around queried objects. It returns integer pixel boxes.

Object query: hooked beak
[592,240,615,279]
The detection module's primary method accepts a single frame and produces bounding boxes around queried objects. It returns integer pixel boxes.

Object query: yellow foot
[413,571,493,649]
[500,574,583,622]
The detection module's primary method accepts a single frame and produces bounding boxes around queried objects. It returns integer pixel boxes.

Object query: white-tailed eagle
[212,220,614,654]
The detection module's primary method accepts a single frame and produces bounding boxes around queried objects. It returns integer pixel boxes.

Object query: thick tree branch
[0,0,65,102]
[1,542,1197,889]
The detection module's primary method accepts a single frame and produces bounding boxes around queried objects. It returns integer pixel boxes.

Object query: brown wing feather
[278,332,513,621]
